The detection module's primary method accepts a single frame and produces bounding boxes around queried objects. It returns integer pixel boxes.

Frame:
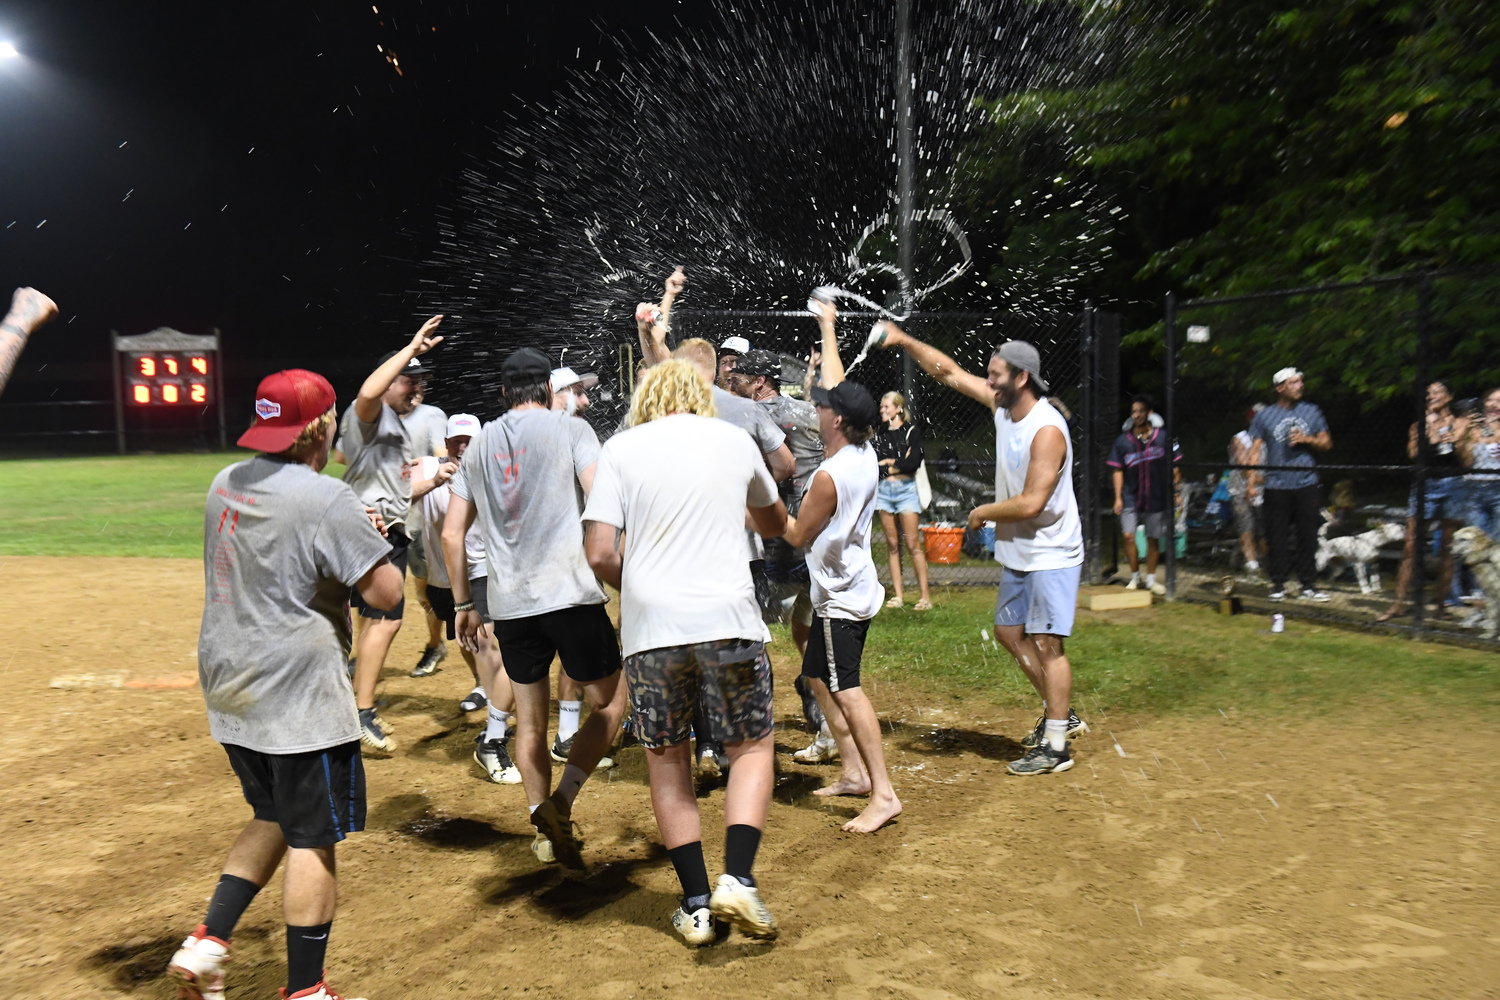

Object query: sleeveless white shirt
[805,441,884,621]
[993,397,1083,571]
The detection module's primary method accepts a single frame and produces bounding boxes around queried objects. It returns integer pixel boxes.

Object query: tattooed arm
[0,288,59,397]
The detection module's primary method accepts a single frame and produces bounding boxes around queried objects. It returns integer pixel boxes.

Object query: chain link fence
[1155,266,1500,647]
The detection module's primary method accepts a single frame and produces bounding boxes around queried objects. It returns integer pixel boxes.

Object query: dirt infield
[1,556,1496,999]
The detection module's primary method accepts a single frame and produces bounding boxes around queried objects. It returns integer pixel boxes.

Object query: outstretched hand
[407,315,445,356]
[664,266,686,297]
[6,287,59,334]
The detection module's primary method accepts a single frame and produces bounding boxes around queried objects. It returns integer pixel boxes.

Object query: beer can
[635,303,663,327]
[807,285,839,314]
[1271,613,1285,633]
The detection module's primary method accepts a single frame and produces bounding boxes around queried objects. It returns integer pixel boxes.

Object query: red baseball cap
[237,369,337,452]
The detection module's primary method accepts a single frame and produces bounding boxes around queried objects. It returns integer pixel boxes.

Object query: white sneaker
[1124,577,1141,590]
[1150,582,1167,597]
[279,981,368,1000]
[1303,590,1332,603]
[166,925,229,1000]
[531,830,557,865]
[709,873,778,940]
[792,730,839,764]
[671,905,716,947]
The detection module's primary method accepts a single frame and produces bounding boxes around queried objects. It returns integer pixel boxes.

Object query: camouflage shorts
[624,638,774,749]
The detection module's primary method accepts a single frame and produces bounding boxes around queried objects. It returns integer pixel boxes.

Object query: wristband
[454,601,475,612]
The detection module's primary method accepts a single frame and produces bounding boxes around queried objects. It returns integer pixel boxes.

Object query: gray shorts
[994,564,1081,637]
[1120,508,1170,539]
[1230,496,1262,536]
[407,530,429,580]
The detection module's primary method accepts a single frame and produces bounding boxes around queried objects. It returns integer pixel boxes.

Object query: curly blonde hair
[276,408,337,456]
[629,359,716,426]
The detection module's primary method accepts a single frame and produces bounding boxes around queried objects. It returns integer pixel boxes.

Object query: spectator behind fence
[1463,388,1500,539]
[1249,368,1332,603]
[1108,394,1180,596]
[1228,404,1267,578]
[874,391,931,611]
[1378,380,1468,622]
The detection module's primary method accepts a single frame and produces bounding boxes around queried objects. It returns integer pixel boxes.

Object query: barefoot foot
[842,793,902,833]
[813,773,871,797]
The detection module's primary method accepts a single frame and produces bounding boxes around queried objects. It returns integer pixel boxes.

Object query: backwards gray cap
[994,340,1049,392]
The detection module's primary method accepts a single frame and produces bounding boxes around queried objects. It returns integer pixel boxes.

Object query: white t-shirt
[805,442,883,621]
[993,397,1083,571]
[582,413,779,657]
[417,456,485,588]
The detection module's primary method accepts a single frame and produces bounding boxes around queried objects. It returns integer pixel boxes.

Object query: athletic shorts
[1120,508,1169,539]
[801,614,871,693]
[351,525,409,621]
[624,638,774,749]
[407,530,429,580]
[1230,496,1262,536]
[875,476,922,514]
[223,741,365,849]
[424,578,489,639]
[994,563,1081,637]
[491,603,621,686]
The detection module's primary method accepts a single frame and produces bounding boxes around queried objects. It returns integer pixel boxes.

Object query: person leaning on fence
[1228,404,1267,577]
[874,390,933,611]
[1378,380,1469,623]
[1107,393,1180,597]
[1248,368,1332,603]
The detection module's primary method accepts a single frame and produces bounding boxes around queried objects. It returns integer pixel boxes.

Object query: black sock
[667,841,711,905]
[202,874,260,941]
[286,922,331,995]
[724,824,762,886]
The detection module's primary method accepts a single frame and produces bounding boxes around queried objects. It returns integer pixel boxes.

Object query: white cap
[550,367,598,392]
[445,412,480,439]
[1272,366,1302,386]
[719,336,752,355]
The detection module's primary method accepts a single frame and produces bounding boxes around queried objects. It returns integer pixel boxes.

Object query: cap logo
[407,358,422,368]
[255,398,282,420]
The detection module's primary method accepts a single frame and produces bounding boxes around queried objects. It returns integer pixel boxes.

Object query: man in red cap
[169,370,403,1000]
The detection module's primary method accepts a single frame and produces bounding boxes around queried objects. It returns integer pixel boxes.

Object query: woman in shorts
[873,391,931,610]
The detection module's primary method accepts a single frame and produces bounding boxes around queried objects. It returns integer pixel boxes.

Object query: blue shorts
[876,477,921,514]
[994,564,1081,637]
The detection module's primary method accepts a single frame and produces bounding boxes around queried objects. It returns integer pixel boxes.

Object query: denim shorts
[1408,476,1463,521]
[876,476,921,514]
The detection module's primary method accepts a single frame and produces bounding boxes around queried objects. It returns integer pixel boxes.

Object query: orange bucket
[920,524,965,564]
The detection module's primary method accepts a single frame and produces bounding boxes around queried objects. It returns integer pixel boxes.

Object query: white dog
[1452,526,1500,637]
[1314,520,1405,594]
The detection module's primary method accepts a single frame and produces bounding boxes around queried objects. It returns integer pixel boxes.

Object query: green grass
[769,587,1500,717]
[0,452,346,558]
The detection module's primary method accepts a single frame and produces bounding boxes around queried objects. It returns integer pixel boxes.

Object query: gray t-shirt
[198,456,392,754]
[1249,401,1328,490]
[712,385,786,455]
[403,403,448,460]
[757,393,822,509]
[450,408,607,619]
[340,401,414,525]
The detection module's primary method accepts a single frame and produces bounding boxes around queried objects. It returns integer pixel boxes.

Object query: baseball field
[2,454,1497,999]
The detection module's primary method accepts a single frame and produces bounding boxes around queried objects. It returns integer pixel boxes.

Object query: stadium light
[0,43,19,59]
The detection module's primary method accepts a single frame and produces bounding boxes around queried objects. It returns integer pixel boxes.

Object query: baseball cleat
[1020,708,1089,750]
[709,874,778,940]
[166,924,229,1000]
[358,708,396,752]
[474,733,521,784]
[792,729,839,764]
[672,905,717,947]
[531,830,557,865]
[550,733,574,763]
[279,980,367,1000]
[531,794,585,870]
[409,644,447,677]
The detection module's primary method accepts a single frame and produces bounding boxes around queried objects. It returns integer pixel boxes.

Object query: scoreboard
[126,351,214,405]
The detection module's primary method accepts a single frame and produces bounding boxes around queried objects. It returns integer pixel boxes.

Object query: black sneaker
[458,687,487,713]
[550,732,574,764]
[358,707,396,752]
[474,732,521,783]
[410,644,447,677]
[1019,708,1088,749]
[1006,741,1074,776]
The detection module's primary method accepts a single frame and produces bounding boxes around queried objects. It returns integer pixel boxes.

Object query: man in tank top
[873,327,1087,775]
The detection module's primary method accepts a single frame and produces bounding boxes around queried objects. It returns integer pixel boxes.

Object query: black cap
[734,349,782,379]
[376,350,429,377]
[811,380,879,430]
[502,346,552,384]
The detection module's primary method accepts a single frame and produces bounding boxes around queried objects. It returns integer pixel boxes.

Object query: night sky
[0,0,717,408]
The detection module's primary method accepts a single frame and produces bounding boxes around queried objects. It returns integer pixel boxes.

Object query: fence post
[111,331,125,455]
[1164,292,1177,600]
[1079,303,1098,584]
[213,328,227,450]
[1411,277,1433,635]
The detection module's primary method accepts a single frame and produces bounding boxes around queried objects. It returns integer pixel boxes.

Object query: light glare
[0,43,19,59]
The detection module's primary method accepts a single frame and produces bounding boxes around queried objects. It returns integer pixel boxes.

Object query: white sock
[1129,571,1140,583]
[484,706,510,742]
[528,803,540,816]
[1246,560,1259,571]
[1146,573,1157,587]
[558,700,582,741]
[1045,718,1068,753]
[555,763,589,809]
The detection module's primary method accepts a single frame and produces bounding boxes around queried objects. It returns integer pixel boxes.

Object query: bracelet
[454,601,475,612]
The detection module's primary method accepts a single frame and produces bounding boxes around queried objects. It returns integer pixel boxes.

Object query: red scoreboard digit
[126,352,213,406]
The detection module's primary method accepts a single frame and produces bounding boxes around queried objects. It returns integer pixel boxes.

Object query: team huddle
[168,270,1087,1000]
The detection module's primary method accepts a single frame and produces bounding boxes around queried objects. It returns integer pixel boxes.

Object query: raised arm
[635,302,671,367]
[355,315,444,423]
[966,426,1067,529]
[876,322,995,411]
[812,300,845,387]
[659,266,686,330]
[0,287,59,397]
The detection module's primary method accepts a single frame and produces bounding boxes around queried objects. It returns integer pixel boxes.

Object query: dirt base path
[1,557,1495,999]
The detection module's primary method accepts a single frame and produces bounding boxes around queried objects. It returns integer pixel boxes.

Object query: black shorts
[425,578,490,639]
[351,525,409,621]
[491,603,621,686]
[801,614,871,693]
[224,741,365,849]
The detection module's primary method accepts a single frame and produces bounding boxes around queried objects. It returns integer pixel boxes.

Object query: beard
[994,379,1022,411]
